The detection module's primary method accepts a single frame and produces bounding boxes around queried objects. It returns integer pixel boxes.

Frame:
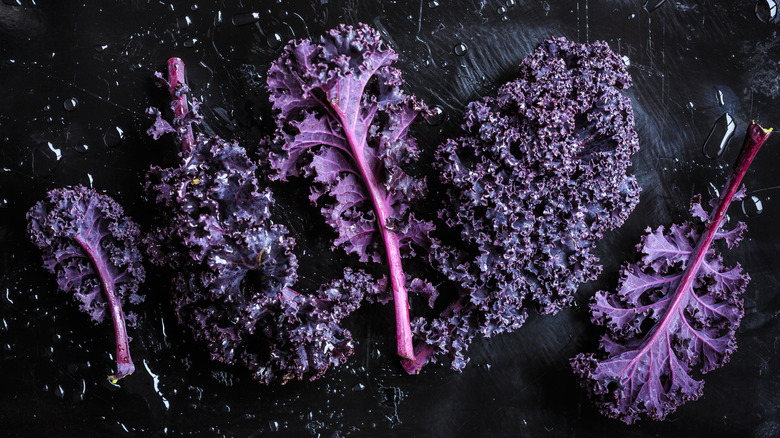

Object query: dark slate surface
[1,0,779,436]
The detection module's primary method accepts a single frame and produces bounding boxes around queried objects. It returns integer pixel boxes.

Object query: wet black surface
[2,1,780,436]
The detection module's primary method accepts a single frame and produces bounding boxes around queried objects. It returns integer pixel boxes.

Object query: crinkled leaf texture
[265,23,432,262]
[413,37,640,371]
[146,78,368,383]
[571,195,749,424]
[27,186,145,380]
[265,23,434,360]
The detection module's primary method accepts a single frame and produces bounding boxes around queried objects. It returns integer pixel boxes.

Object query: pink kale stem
[622,121,771,373]
[73,233,135,382]
[401,294,467,374]
[166,57,195,155]
[330,105,415,361]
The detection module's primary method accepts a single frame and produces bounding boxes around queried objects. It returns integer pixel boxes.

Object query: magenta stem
[166,57,194,154]
[330,104,415,361]
[74,234,135,382]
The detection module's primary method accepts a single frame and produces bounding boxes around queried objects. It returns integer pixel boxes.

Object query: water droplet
[177,16,192,29]
[454,42,468,56]
[268,421,280,432]
[43,104,51,111]
[702,113,736,160]
[95,44,108,53]
[755,0,778,23]
[352,383,366,391]
[190,3,199,10]
[686,101,695,110]
[497,5,507,14]
[74,144,89,154]
[266,32,283,49]
[621,55,631,66]
[742,195,764,216]
[426,106,446,126]
[183,38,198,48]
[2,0,22,6]
[428,0,439,7]
[716,89,725,106]
[643,0,667,12]
[707,182,720,200]
[501,15,509,21]
[63,97,79,111]
[506,0,516,6]
[232,12,260,26]
[214,10,223,26]
[0,199,7,209]
[103,126,125,148]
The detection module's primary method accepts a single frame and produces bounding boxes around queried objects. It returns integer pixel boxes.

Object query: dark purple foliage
[571,122,772,423]
[146,58,366,384]
[27,186,145,382]
[404,37,641,373]
[265,23,433,360]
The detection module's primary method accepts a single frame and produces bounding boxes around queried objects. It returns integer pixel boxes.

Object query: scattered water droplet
[268,421,280,432]
[428,0,439,7]
[643,0,667,12]
[352,383,366,392]
[177,15,192,29]
[686,101,695,110]
[183,38,198,48]
[621,55,631,66]
[707,182,720,200]
[426,106,446,126]
[190,3,199,10]
[103,126,125,148]
[497,5,507,14]
[454,42,468,56]
[742,195,764,216]
[266,32,283,49]
[755,0,778,23]
[95,44,108,53]
[43,104,51,111]
[716,89,725,106]
[506,0,516,6]
[63,97,79,111]
[501,15,509,21]
[0,199,7,209]
[214,10,223,26]
[702,113,736,160]
[232,12,260,26]
[74,143,89,154]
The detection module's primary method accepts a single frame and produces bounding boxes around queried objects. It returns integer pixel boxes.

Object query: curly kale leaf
[571,121,772,423]
[265,23,433,360]
[27,186,145,382]
[406,37,641,373]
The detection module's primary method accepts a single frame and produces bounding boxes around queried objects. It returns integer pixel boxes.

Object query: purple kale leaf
[265,23,433,360]
[404,37,641,373]
[571,121,772,423]
[27,186,145,382]
[146,57,364,384]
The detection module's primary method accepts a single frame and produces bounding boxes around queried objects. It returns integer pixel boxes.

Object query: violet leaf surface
[145,58,367,384]
[27,186,145,382]
[571,121,773,423]
[404,37,641,373]
[265,23,433,360]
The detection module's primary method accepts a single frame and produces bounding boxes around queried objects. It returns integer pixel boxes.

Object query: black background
[2,0,780,436]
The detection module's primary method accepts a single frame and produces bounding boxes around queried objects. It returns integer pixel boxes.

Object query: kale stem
[166,57,195,155]
[73,233,135,382]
